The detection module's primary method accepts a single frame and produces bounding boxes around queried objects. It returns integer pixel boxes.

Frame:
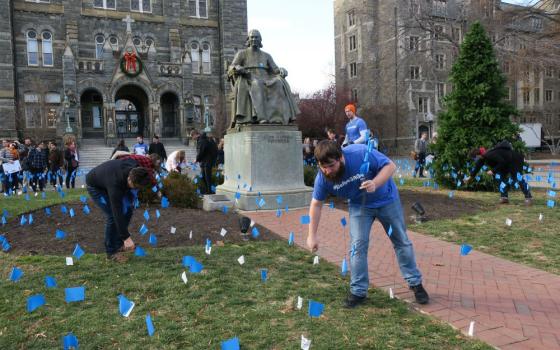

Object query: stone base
[216,124,313,211]
[202,194,235,212]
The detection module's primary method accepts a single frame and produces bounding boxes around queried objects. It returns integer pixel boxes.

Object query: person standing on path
[413,132,428,178]
[148,135,167,162]
[342,104,368,147]
[64,141,79,189]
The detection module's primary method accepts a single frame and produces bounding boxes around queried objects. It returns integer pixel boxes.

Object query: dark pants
[201,162,214,194]
[66,166,77,189]
[49,168,64,188]
[1,171,16,194]
[414,152,426,177]
[87,186,133,255]
[30,167,45,192]
[498,174,532,199]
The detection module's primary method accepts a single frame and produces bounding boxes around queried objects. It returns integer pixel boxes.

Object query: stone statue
[154,117,161,137]
[107,116,115,137]
[227,29,300,126]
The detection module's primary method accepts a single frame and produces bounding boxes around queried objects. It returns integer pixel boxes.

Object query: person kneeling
[86,158,153,262]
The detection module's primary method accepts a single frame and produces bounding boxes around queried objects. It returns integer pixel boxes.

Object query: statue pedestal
[216,125,312,210]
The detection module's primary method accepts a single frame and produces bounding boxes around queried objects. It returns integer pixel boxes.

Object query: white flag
[389,287,394,299]
[313,256,319,265]
[468,320,475,337]
[181,271,188,284]
[205,246,212,255]
[220,228,227,237]
[170,226,176,234]
[250,219,255,227]
[189,230,193,240]
[301,335,311,350]
[539,213,544,222]
[65,257,74,266]
[505,218,512,227]
[237,255,245,265]
[297,296,303,310]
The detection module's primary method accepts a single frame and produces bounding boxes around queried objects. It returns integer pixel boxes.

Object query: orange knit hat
[344,104,356,113]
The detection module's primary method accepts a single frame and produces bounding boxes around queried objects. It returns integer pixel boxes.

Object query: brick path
[245,207,560,349]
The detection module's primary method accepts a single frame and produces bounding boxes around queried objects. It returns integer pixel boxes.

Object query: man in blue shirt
[132,135,149,156]
[342,104,368,147]
[306,140,429,307]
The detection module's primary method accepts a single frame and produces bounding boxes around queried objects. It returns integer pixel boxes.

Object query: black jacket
[148,142,167,160]
[196,135,218,166]
[471,141,525,178]
[86,158,140,240]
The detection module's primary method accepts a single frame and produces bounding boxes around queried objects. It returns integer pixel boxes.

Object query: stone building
[334,0,560,152]
[0,0,247,144]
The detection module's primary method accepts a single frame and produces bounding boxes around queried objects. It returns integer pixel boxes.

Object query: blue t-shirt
[345,117,367,143]
[312,144,399,208]
[133,143,149,155]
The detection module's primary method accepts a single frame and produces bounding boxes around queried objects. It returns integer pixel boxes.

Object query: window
[41,31,53,66]
[437,82,445,99]
[45,92,61,129]
[408,36,419,51]
[433,0,447,15]
[46,107,57,128]
[27,30,38,66]
[25,0,50,3]
[351,88,358,102]
[418,97,428,113]
[189,0,208,18]
[109,35,119,50]
[506,87,511,100]
[45,92,61,104]
[348,10,356,27]
[502,61,510,74]
[203,95,214,126]
[132,37,142,49]
[410,66,420,80]
[190,42,200,74]
[546,89,553,102]
[145,37,154,49]
[522,88,530,105]
[349,62,357,78]
[95,35,105,59]
[435,54,445,69]
[545,113,553,125]
[434,25,444,41]
[93,0,116,10]
[131,0,151,13]
[201,42,211,74]
[531,17,543,30]
[534,87,540,104]
[349,35,356,51]
[546,67,554,78]
[193,95,202,121]
[24,93,41,128]
[451,27,461,42]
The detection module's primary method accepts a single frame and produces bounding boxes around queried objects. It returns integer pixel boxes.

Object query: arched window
[108,35,119,50]
[42,31,53,66]
[95,34,105,59]
[133,37,142,50]
[27,30,38,66]
[201,42,211,74]
[145,37,154,50]
[24,92,41,128]
[190,42,200,74]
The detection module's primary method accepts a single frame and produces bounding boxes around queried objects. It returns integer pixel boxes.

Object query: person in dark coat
[86,158,153,262]
[111,139,130,158]
[468,140,532,205]
[64,141,79,189]
[28,141,48,193]
[47,141,64,189]
[195,132,218,194]
[148,135,167,162]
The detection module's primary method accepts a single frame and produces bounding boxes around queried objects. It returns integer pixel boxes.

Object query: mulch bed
[2,203,279,256]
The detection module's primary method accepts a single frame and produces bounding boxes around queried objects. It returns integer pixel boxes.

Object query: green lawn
[404,184,560,274]
[1,189,87,217]
[0,242,491,349]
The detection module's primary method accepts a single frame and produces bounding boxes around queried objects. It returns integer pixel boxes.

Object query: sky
[247,1,540,96]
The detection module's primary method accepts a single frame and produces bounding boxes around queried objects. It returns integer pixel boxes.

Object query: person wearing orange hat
[342,104,368,147]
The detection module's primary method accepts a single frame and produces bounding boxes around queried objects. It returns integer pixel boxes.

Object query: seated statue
[227,29,300,126]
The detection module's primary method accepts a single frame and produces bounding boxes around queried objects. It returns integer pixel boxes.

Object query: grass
[0,242,492,349]
[0,189,87,217]
[403,184,560,274]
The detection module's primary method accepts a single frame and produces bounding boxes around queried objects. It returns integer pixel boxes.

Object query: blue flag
[260,268,268,282]
[80,195,87,204]
[2,240,11,252]
[161,196,169,208]
[44,207,51,216]
[83,205,90,215]
[65,286,85,303]
[234,192,241,200]
[285,204,289,213]
[152,185,158,193]
[288,232,294,246]
[1,216,6,225]
[135,246,146,257]
[99,196,107,205]
[143,210,150,221]
[146,313,155,337]
[251,226,260,239]
[10,267,23,282]
[28,214,33,225]
[27,294,46,313]
[20,215,27,226]
[276,195,283,205]
[61,205,67,214]
[308,300,324,317]
[156,209,161,220]
[118,294,135,317]
[139,224,148,235]
[329,201,335,209]
[62,332,79,350]
[548,190,557,198]
[340,217,347,227]
[43,275,57,288]
[149,233,157,246]
[341,257,348,276]
[55,229,66,240]
[276,209,282,218]
[547,200,555,208]
[190,260,204,273]
[69,208,75,218]
[24,193,30,201]
[387,225,393,237]
[460,244,473,256]
[182,256,197,268]
[41,192,46,199]
[300,215,310,224]
[448,191,454,198]
[73,244,85,260]
[222,206,228,214]
[221,337,240,350]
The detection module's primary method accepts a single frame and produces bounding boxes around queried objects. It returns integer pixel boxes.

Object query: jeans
[30,168,45,192]
[66,166,77,189]
[87,186,133,255]
[348,198,422,297]
[201,162,214,194]
[414,152,426,177]
[498,175,532,199]
[48,168,64,188]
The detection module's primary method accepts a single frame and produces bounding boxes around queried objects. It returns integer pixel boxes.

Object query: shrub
[304,165,318,187]
[162,172,200,208]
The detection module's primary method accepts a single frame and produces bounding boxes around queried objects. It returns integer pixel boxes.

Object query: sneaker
[410,284,429,304]
[107,252,129,263]
[499,197,509,204]
[524,198,533,206]
[343,293,367,308]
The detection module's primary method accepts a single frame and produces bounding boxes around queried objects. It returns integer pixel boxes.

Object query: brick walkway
[245,207,560,349]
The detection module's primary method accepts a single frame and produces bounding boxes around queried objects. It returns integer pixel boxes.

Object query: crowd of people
[0,138,80,195]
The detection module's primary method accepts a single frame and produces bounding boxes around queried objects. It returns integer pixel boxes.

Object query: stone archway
[114,85,150,138]
[160,92,179,137]
[80,89,104,139]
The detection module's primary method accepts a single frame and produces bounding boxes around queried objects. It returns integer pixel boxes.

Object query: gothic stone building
[0,0,247,143]
[334,0,560,151]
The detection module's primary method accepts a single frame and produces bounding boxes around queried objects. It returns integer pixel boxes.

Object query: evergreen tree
[432,21,522,188]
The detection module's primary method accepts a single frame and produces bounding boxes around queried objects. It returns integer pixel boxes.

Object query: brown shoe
[107,252,129,263]
[499,197,509,204]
